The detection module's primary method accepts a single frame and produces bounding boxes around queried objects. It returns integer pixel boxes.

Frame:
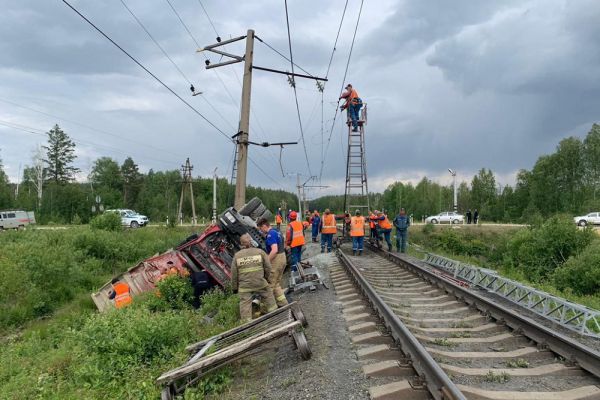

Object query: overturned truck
[92,198,275,312]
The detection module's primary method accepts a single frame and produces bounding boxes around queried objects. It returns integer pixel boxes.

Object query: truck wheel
[579,220,587,227]
[431,219,438,224]
[452,219,459,224]
[239,197,261,216]
[250,204,267,219]
[259,209,273,222]
[130,221,139,228]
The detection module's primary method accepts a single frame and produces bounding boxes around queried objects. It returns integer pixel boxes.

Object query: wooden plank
[157,321,300,384]
[185,302,295,352]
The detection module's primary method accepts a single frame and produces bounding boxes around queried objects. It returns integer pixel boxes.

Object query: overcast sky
[1,0,599,198]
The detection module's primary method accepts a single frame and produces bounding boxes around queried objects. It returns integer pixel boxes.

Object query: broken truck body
[92,198,273,312]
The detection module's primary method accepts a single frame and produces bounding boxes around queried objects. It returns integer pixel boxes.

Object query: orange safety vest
[113,282,132,309]
[345,89,360,107]
[322,214,337,234]
[350,216,365,237]
[378,215,392,230]
[369,213,376,229]
[275,214,282,224]
[289,220,306,247]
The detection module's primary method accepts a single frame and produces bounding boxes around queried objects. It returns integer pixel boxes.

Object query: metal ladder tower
[343,104,370,217]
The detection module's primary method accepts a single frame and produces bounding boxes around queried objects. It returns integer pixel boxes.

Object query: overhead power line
[61,0,230,141]
[320,0,364,181]
[0,119,180,167]
[61,0,284,188]
[284,0,313,177]
[119,0,191,85]
[0,97,186,159]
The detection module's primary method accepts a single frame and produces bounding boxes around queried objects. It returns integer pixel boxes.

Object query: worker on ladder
[339,83,363,132]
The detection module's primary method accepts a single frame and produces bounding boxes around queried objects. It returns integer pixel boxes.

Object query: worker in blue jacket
[393,208,410,253]
[311,210,321,243]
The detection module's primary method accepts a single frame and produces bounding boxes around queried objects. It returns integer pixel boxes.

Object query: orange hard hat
[290,211,297,219]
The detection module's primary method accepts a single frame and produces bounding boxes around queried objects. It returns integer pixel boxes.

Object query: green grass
[0,227,241,399]
[407,225,600,311]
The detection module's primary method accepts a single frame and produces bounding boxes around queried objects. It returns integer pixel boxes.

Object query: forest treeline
[1,123,599,223]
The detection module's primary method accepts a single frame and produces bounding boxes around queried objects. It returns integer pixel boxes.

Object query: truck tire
[239,197,261,216]
[260,210,273,222]
[579,220,587,227]
[250,204,267,219]
[130,221,139,228]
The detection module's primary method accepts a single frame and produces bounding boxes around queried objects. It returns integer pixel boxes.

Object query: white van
[0,210,36,230]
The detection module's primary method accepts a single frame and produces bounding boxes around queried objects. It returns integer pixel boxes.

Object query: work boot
[352,127,358,132]
[321,247,325,253]
[353,250,356,256]
[388,245,392,252]
[359,250,362,256]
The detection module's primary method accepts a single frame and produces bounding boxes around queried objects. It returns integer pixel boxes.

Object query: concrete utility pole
[448,168,457,212]
[212,167,218,224]
[296,174,302,217]
[199,31,326,210]
[177,158,197,226]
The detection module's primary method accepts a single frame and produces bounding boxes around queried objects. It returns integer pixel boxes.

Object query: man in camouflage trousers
[231,233,278,323]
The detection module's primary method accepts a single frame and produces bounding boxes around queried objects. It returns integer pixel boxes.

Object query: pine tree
[121,157,142,207]
[43,124,80,183]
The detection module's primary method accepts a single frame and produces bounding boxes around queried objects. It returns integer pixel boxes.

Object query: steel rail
[369,244,600,379]
[337,250,466,400]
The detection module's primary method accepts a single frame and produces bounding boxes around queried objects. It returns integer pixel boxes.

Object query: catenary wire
[284,0,313,177]
[193,3,285,176]
[61,0,284,188]
[319,0,364,181]
[0,97,187,159]
[0,119,181,167]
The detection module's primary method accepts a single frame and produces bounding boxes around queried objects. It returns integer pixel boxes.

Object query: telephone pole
[177,158,197,225]
[212,167,218,224]
[199,31,326,209]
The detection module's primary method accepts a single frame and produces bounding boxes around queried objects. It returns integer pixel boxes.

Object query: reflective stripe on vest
[239,266,263,274]
[322,214,337,234]
[113,282,132,309]
[350,216,365,237]
[289,221,305,247]
[379,216,392,230]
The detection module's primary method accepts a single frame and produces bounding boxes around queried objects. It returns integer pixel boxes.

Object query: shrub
[155,274,195,310]
[90,213,122,231]
[75,306,196,380]
[553,240,600,296]
[504,215,595,282]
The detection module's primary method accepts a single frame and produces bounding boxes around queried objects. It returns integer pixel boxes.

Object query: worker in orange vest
[275,212,283,231]
[339,83,363,132]
[350,210,365,256]
[376,210,393,251]
[285,211,305,272]
[368,211,378,241]
[108,278,132,309]
[320,208,337,253]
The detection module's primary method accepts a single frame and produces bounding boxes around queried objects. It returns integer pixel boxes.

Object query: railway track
[330,244,600,400]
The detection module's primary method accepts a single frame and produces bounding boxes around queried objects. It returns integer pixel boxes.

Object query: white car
[573,212,600,227]
[425,211,464,224]
[106,209,149,228]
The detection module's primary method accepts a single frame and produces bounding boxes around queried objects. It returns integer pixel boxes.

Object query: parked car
[105,209,149,228]
[0,210,36,230]
[573,212,600,227]
[425,211,464,224]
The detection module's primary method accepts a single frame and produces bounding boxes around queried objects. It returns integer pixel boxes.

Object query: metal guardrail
[337,250,466,400]
[423,253,600,337]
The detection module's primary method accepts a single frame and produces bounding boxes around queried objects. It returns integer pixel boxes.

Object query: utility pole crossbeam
[177,158,197,226]
[200,29,326,209]
[343,105,370,219]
